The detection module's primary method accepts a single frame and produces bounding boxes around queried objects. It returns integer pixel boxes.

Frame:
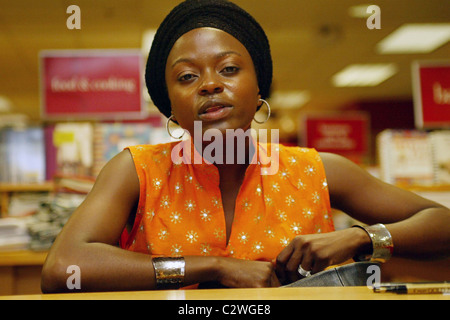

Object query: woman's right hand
[215,257,280,288]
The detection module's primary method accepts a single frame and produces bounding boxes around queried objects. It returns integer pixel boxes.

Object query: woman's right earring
[166,115,185,140]
[253,99,271,124]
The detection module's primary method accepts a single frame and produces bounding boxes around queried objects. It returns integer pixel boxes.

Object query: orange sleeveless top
[120,139,334,261]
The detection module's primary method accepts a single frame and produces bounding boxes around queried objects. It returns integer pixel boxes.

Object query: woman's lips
[204,106,223,113]
[198,100,233,121]
[198,105,233,121]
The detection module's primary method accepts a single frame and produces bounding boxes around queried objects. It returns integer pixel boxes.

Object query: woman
[41,0,450,292]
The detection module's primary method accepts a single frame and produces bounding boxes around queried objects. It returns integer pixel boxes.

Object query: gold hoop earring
[166,115,185,140]
[253,99,271,124]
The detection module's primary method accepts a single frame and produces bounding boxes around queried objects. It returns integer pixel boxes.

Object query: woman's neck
[196,130,255,161]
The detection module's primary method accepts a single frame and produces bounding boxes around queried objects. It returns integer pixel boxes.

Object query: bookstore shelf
[0,182,54,193]
[397,184,450,192]
[0,182,54,218]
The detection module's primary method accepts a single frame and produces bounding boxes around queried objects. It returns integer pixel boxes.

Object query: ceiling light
[348,4,373,18]
[376,23,450,54]
[141,29,157,56]
[332,64,398,87]
[269,91,311,109]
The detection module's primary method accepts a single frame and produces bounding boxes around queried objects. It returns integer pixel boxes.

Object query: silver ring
[298,265,311,277]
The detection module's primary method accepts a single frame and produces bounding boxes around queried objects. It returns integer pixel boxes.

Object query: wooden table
[1,287,448,300]
[0,250,48,295]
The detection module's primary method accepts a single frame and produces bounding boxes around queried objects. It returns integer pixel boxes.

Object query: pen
[373,282,450,294]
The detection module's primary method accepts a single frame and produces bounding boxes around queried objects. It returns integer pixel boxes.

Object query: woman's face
[165,27,261,137]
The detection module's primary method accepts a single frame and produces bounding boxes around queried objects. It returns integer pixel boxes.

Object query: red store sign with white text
[41,50,144,119]
[303,114,369,156]
[413,61,450,128]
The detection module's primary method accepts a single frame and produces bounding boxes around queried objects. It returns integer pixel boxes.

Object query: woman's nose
[198,71,224,95]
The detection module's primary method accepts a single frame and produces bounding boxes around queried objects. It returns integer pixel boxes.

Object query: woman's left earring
[253,99,271,124]
[166,115,185,140]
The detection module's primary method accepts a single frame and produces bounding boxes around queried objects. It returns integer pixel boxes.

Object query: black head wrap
[145,0,273,118]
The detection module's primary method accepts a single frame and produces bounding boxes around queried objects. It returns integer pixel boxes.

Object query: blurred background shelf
[0,182,55,192]
[0,182,54,218]
[397,184,450,192]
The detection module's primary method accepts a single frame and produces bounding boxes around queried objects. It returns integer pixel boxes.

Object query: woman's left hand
[275,227,371,285]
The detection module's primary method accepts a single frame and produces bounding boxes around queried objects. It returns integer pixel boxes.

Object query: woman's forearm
[386,207,450,260]
[41,242,220,293]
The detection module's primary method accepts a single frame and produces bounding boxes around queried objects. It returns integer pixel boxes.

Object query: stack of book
[27,192,86,251]
[0,218,31,251]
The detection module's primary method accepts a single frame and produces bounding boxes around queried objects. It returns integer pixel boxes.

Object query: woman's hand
[275,228,371,285]
[215,257,280,288]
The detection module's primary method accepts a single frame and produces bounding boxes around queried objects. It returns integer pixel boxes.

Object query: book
[429,131,450,184]
[27,192,86,251]
[7,192,50,217]
[378,130,435,185]
[93,122,154,176]
[0,127,46,183]
[0,128,7,182]
[44,124,57,181]
[52,122,94,177]
[53,175,95,194]
[0,217,31,251]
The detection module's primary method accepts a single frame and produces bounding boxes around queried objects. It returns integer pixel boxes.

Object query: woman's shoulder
[259,143,326,179]
[266,143,322,164]
[127,141,178,154]
[260,142,315,154]
[127,141,179,163]
[278,144,317,155]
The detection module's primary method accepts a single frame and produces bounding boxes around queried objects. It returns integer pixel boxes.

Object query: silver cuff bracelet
[152,257,185,289]
[353,223,394,263]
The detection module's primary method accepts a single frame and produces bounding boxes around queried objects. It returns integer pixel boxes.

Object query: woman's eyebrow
[171,51,242,68]
[171,58,192,68]
[216,50,242,59]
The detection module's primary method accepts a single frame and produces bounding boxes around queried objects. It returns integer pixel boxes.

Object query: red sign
[302,113,369,157]
[413,61,450,128]
[40,50,144,119]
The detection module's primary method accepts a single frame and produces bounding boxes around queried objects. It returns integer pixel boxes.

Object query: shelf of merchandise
[0,184,53,295]
[396,183,450,192]
[0,182,54,218]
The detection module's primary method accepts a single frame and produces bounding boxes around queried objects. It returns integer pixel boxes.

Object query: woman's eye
[222,66,239,74]
[178,73,196,82]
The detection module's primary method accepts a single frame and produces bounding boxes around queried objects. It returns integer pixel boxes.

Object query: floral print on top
[120,139,334,261]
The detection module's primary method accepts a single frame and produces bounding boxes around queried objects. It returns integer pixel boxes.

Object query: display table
[1,286,448,300]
